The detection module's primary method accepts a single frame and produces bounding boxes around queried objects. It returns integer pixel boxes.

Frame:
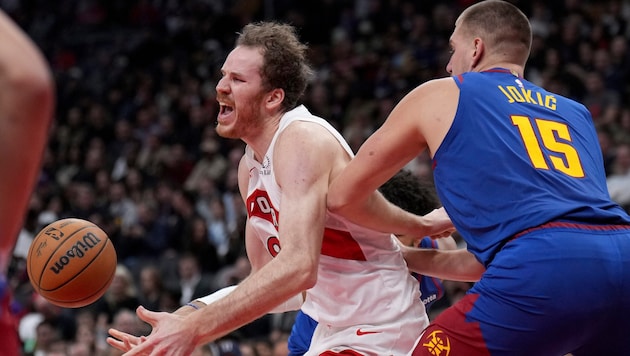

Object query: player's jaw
[215,96,263,139]
[216,100,239,139]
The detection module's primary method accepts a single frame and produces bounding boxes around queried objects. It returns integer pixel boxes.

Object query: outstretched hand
[108,306,197,356]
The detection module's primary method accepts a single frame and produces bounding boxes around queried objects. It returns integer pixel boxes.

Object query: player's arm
[0,10,54,271]
[108,199,302,352]
[398,234,458,251]
[185,218,304,314]
[109,152,315,353]
[400,244,484,282]
[327,78,457,238]
[162,123,330,348]
[434,235,458,250]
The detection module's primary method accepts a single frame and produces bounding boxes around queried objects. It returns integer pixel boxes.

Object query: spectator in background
[598,129,618,177]
[29,320,61,356]
[107,181,139,236]
[106,309,149,356]
[71,322,107,356]
[181,215,221,273]
[161,143,195,186]
[607,142,630,211]
[20,294,77,347]
[117,200,169,266]
[184,138,229,192]
[91,265,140,326]
[205,198,231,259]
[582,71,620,120]
[136,264,164,312]
[64,183,104,221]
[122,167,148,203]
[136,131,169,178]
[213,254,251,291]
[168,253,215,307]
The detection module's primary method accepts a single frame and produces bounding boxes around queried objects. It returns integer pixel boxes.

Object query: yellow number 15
[511,115,585,178]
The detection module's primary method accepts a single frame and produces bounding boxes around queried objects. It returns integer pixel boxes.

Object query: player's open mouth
[218,103,234,121]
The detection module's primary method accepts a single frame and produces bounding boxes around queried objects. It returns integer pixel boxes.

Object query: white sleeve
[195,285,237,305]
[268,292,304,314]
[194,286,303,313]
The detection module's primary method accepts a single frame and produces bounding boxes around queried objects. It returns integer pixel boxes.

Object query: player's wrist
[186,301,203,310]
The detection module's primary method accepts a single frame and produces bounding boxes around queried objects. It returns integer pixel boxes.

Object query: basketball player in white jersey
[108,21,453,355]
[0,10,54,356]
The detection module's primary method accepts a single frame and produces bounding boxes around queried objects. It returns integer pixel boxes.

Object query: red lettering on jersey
[267,236,281,257]
[246,189,280,230]
[321,228,366,261]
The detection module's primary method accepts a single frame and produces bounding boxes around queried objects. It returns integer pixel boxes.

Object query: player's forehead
[222,46,263,75]
[450,17,466,43]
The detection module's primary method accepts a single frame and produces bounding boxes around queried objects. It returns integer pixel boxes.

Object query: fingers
[108,328,139,342]
[123,340,151,356]
[136,305,160,327]
[108,328,141,352]
[107,337,128,352]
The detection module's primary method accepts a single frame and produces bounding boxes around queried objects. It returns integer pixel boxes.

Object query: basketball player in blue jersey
[287,170,457,356]
[0,10,54,356]
[328,1,630,355]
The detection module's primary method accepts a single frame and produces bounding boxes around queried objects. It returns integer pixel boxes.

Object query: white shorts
[304,311,428,356]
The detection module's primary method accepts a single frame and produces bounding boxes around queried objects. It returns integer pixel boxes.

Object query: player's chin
[215,123,238,139]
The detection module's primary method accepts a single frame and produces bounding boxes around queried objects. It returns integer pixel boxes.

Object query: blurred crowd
[4,0,630,355]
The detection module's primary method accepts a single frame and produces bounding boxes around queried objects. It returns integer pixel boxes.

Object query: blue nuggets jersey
[433,69,630,266]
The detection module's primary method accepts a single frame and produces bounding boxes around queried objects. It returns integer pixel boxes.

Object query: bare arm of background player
[0,10,54,273]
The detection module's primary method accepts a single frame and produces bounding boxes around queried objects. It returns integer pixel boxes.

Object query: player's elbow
[326,192,352,217]
[290,255,319,291]
[9,67,54,121]
[7,53,53,93]
[459,251,485,282]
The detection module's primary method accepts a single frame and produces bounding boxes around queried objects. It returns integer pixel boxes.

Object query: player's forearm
[332,192,453,238]
[402,246,484,282]
[183,254,314,346]
[328,190,428,236]
[183,285,303,315]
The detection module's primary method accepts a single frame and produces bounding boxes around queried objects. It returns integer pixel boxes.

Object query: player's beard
[215,93,266,140]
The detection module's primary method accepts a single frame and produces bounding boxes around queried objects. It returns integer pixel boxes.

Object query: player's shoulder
[407,77,459,104]
[278,117,341,151]
[397,77,459,122]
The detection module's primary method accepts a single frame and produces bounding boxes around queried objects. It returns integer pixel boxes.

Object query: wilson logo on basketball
[50,232,102,274]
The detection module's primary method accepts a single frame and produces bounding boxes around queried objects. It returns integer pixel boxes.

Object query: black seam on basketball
[43,259,116,307]
[31,221,98,290]
[38,226,108,292]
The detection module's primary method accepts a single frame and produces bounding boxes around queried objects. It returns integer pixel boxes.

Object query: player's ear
[471,37,484,68]
[266,88,285,110]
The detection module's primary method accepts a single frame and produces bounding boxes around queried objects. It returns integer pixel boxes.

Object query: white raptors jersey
[244,105,427,328]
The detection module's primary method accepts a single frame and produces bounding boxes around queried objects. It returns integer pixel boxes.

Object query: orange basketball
[27,218,117,308]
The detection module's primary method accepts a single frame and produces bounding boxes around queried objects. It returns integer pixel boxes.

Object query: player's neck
[242,111,284,164]
[475,62,523,77]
